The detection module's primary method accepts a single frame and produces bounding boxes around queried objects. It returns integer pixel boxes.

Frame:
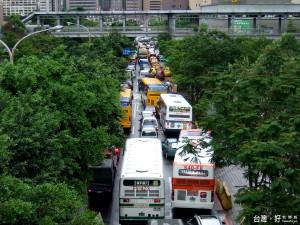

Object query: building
[142,0,162,10]
[110,0,123,10]
[38,0,62,11]
[3,0,37,16]
[126,0,141,10]
[162,0,189,10]
[0,1,4,27]
[66,0,99,10]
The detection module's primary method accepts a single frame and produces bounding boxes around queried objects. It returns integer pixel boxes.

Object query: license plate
[139,212,145,216]
[97,191,102,193]
[153,207,160,211]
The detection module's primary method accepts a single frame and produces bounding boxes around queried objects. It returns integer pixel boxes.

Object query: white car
[140,65,151,77]
[140,116,159,131]
[187,215,225,225]
[141,110,154,119]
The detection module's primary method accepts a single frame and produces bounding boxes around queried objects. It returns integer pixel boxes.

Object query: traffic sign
[122,48,131,56]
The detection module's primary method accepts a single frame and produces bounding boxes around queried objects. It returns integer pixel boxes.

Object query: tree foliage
[0,28,133,223]
[160,31,300,224]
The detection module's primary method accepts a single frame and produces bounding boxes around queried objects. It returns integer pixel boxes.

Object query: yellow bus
[120,88,132,129]
[138,78,168,108]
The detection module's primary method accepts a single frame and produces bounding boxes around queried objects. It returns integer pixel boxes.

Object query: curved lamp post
[0,25,63,64]
[67,22,91,47]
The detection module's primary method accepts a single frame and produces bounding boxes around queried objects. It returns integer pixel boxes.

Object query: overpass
[23,4,300,38]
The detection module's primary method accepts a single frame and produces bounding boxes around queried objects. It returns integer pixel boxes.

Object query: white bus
[172,129,215,209]
[158,94,192,132]
[119,138,165,224]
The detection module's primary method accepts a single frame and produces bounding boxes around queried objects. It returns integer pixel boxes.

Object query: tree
[0,30,133,223]
[195,33,300,224]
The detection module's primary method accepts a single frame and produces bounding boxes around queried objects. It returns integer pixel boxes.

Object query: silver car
[140,125,158,139]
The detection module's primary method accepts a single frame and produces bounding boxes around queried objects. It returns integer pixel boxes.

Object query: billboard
[234,19,251,34]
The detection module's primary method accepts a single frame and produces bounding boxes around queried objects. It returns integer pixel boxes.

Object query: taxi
[164,66,171,77]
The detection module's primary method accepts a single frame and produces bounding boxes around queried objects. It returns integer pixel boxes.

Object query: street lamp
[67,22,91,47]
[0,25,63,64]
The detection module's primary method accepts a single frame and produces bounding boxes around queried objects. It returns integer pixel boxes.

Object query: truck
[87,158,115,196]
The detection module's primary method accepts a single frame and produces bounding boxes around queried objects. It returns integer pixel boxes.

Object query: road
[88,63,221,225]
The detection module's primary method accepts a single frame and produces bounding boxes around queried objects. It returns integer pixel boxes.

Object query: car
[164,66,171,77]
[144,105,157,117]
[140,116,159,131]
[187,215,225,225]
[140,125,158,138]
[155,69,165,80]
[120,80,133,90]
[159,55,168,62]
[127,64,135,72]
[141,110,154,119]
[140,65,152,77]
[161,138,178,159]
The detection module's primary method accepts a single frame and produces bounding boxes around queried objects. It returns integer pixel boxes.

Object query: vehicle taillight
[156,126,158,131]
[211,191,214,202]
[154,199,161,203]
[129,116,131,122]
[123,199,130,203]
[167,120,169,126]
[108,189,111,192]
[88,189,92,193]
[172,190,174,201]
[200,192,207,198]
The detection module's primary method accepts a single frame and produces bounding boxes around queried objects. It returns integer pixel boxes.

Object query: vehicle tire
[165,152,168,159]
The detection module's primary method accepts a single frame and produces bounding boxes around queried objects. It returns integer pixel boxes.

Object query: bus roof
[120,88,132,98]
[175,129,214,164]
[121,138,163,179]
[141,78,164,85]
[160,94,192,108]
[147,84,167,91]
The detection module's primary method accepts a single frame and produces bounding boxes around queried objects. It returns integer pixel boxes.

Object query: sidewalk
[214,165,248,225]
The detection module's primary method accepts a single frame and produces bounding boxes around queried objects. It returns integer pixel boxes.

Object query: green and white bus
[119,138,165,224]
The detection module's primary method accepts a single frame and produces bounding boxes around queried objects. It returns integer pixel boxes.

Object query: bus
[119,138,165,224]
[158,94,193,133]
[139,78,168,108]
[120,88,132,129]
[171,129,215,209]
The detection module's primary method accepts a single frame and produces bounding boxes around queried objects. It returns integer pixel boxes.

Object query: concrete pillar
[283,14,288,33]
[145,15,149,32]
[123,15,126,32]
[56,16,61,26]
[278,16,282,34]
[77,16,80,28]
[257,15,261,34]
[227,15,232,34]
[168,14,176,37]
[99,16,103,31]
[37,16,40,26]
[253,17,257,34]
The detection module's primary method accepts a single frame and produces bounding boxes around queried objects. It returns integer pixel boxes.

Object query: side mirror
[138,129,141,132]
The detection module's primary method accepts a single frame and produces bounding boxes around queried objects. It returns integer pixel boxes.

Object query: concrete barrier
[217,180,233,210]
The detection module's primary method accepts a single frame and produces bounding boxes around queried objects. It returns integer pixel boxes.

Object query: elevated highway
[23,4,300,39]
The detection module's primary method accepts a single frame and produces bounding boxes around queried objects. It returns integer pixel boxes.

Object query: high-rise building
[162,0,189,10]
[0,1,4,27]
[66,0,99,10]
[3,0,37,16]
[38,0,62,11]
[111,0,123,10]
[142,0,162,10]
[125,0,141,10]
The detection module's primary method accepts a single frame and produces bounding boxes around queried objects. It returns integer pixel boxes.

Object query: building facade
[66,0,99,10]
[142,0,162,10]
[110,0,123,10]
[3,0,37,16]
[162,0,189,10]
[38,0,62,11]
[0,1,4,27]
[126,0,141,10]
